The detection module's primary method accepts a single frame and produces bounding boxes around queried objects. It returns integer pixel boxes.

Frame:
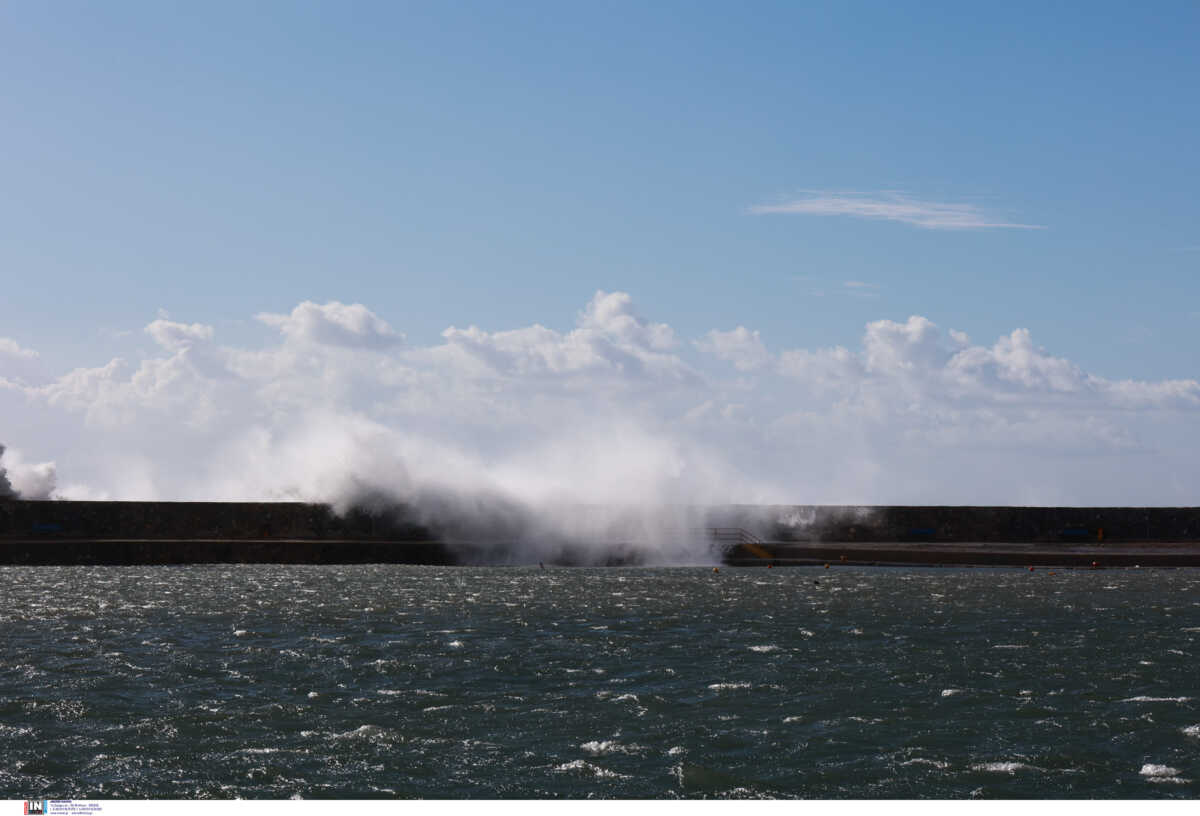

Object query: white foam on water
[748,645,780,653]
[233,630,248,637]
[1140,764,1184,782]
[799,629,815,638]
[331,724,395,742]
[971,761,1041,774]
[940,689,963,697]
[992,644,1027,650]
[553,759,629,779]
[580,740,643,756]
[307,691,319,699]
[1181,725,1200,737]
[707,682,752,691]
[900,758,950,769]
[375,689,403,696]
[422,705,454,713]
[667,746,685,756]
[447,640,463,648]
[1121,696,1192,703]
[612,693,640,703]
[782,716,803,723]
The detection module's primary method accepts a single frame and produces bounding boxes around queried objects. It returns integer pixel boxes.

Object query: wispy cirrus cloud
[749,191,1044,230]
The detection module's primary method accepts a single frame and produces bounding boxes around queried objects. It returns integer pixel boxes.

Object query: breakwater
[1,500,1199,566]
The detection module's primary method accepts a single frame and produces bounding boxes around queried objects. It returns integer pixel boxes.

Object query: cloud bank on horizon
[1,290,1198,509]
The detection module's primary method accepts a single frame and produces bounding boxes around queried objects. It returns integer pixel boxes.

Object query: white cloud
[750,191,1044,230]
[5,292,1200,527]
[0,338,37,359]
[256,300,403,349]
[440,290,694,383]
[695,327,770,371]
[145,320,214,352]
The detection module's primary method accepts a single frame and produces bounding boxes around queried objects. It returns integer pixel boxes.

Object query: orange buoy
[713,567,719,573]
[824,563,830,569]
[1028,566,1034,571]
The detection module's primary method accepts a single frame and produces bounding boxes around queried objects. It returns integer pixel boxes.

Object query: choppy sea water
[2,564,1199,799]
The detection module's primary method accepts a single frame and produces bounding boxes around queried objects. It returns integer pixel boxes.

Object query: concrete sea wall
[0,500,453,565]
[716,504,1200,544]
[1,500,1199,565]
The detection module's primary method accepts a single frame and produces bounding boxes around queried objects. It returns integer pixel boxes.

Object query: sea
[1,564,1198,799]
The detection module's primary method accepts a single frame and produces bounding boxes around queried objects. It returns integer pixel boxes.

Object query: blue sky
[2,2,1199,504]
[4,1,1197,375]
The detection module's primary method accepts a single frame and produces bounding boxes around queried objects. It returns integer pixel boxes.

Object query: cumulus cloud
[257,300,403,349]
[145,319,214,352]
[440,290,694,383]
[695,327,770,371]
[0,338,38,359]
[750,191,1044,230]
[5,291,1200,540]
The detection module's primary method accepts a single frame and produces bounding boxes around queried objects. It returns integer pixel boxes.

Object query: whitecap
[749,645,780,653]
[992,644,1028,650]
[900,758,950,769]
[971,761,1040,774]
[447,640,464,648]
[1140,764,1181,778]
[1182,725,1200,737]
[940,689,963,697]
[553,759,629,779]
[1121,696,1192,703]
[707,682,752,691]
[581,740,643,756]
[331,724,393,741]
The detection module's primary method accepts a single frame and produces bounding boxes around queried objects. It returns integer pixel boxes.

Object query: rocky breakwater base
[2,500,1200,567]
[717,505,1200,568]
